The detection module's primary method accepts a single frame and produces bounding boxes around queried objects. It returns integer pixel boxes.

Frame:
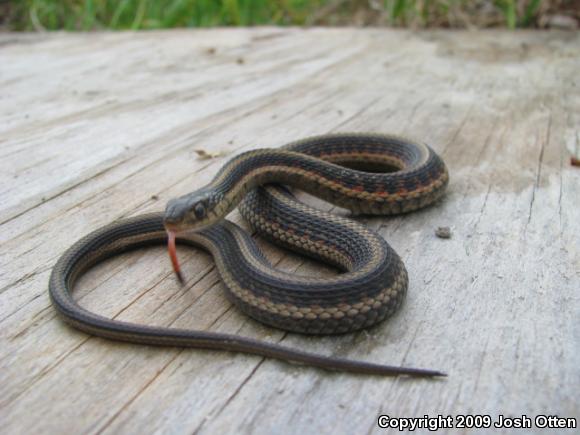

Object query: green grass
[4,0,563,31]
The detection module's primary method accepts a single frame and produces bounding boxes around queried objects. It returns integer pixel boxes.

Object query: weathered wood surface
[0,28,578,434]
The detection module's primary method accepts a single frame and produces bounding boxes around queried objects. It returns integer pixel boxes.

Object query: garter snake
[49,133,449,377]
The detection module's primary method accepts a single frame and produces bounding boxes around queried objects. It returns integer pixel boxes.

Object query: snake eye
[193,202,206,219]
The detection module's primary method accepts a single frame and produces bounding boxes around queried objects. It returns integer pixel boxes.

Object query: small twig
[29,7,46,32]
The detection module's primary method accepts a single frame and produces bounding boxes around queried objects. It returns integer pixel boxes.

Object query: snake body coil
[50,134,449,377]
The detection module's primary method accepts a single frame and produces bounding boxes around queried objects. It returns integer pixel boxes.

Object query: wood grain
[0,28,578,434]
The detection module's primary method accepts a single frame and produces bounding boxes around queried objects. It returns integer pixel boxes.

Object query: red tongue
[167,231,184,284]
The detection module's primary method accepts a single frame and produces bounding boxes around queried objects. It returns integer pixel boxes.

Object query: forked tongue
[167,231,184,285]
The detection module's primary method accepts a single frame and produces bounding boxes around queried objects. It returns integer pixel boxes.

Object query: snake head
[164,189,222,232]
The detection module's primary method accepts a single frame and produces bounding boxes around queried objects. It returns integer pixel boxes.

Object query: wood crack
[472,183,491,235]
[191,360,266,435]
[95,351,183,435]
[442,104,473,156]
[526,110,551,230]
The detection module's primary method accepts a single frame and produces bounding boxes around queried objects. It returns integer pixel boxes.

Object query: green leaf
[521,0,541,27]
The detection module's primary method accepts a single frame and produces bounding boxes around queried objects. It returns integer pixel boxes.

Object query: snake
[49,133,449,377]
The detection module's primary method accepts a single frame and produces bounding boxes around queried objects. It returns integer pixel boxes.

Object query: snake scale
[49,133,449,377]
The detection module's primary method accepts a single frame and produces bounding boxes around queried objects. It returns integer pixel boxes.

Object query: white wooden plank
[0,29,578,435]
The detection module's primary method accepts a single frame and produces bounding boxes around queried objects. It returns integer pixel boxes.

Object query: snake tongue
[167,231,184,285]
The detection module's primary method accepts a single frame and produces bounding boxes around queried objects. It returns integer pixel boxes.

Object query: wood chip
[435,226,452,239]
[193,149,228,160]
